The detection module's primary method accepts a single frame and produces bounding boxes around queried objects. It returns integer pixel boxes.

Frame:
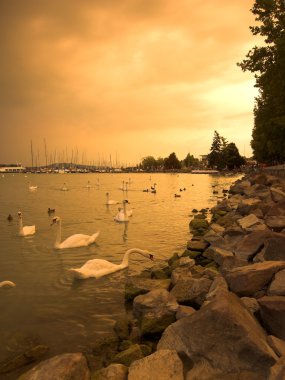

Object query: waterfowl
[61,183,68,191]
[28,182,38,191]
[143,189,149,192]
[18,211,36,236]
[48,208,55,215]
[69,248,154,279]
[106,192,119,205]
[174,194,181,198]
[7,214,13,221]
[0,281,16,288]
[51,216,100,249]
[114,200,132,222]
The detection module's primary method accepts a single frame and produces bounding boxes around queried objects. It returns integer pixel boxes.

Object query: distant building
[0,164,26,173]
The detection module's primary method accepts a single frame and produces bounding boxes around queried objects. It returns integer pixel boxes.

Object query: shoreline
[3,171,285,379]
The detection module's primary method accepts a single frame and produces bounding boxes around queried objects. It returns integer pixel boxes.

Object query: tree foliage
[164,152,181,170]
[183,153,198,167]
[238,0,285,163]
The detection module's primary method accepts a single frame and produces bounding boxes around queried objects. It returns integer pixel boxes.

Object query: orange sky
[0,0,258,166]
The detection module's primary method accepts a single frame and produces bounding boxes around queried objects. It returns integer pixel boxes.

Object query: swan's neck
[123,202,128,220]
[106,194,109,202]
[55,221,62,247]
[121,248,145,267]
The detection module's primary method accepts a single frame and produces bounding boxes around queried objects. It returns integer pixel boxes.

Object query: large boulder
[229,180,251,195]
[237,214,267,232]
[264,237,285,261]
[267,335,285,357]
[111,344,143,367]
[265,216,285,232]
[186,239,209,252]
[157,291,277,376]
[170,276,213,306]
[244,184,272,201]
[128,349,184,380]
[133,289,178,335]
[18,353,90,380]
[258,296,285,340]
[125,277,171,301]
[236,198,262,216]
[92,363,128,380]
[225,261,285,297]
[269,356,285,380]
[268,269,285,296]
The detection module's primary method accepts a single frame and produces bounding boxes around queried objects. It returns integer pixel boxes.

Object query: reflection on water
[0,173,241,360]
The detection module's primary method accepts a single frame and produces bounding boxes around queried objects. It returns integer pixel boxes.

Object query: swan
[28,182,38,191]
[114,200,133,222]
[85,181,91,189]
[18,212,36,236]
[51,216,100,249]
[48,208,55,215]
[7,214,13,221]
[0,281,16,288]
[69,248,154,279]
[106,192,119,205]
[61,183,68,191]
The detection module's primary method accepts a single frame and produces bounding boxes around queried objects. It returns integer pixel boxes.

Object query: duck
[150,183,157,190]
[174,194,181,198]
[51,216,100,249]
[0,281,16,288]
[85,181,91,189]
[114,200,132,222]
[106,192,119,205]
[7,214,13,221]
[28,182,38,191]
[69,248,154,279]
[48,208,55,215]
[18,211,36,236]
[61,183,68,191]
[142,189,149,192]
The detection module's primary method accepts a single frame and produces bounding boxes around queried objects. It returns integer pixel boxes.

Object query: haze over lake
[0,172,241,362]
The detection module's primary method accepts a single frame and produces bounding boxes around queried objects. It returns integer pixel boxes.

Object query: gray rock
[18,353,90,380]
[92,363,128,380]
[158,291,277,375]
[225,261,285,297]
[244,184,272,201]
[267,335,285,357]
[128,349,184,380]
[258,296,285,340]
[133,289,178,335]
[114,317,131,341]
[268,269,285,296]
[176,305,196,320]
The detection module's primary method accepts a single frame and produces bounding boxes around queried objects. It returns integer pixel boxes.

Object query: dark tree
[141,156,157,170]
[238,0,285,163]
[223,143,246,170]
[207,131,225,169]
[183,153,198,167]
[164,152,181,170]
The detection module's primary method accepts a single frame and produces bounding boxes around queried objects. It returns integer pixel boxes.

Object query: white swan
[61,183,68,191]
[28,182,38,191]
[0,281,16,288]
[106,192,119,205]
[119,181,125,191]
[51,216,100,249]
[69,248,154,279]
[114,200,133,222]
[18,211,36,236]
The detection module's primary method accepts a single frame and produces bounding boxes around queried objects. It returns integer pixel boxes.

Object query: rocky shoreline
[3,172,285,379]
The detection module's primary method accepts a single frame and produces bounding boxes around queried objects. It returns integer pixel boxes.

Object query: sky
[0,0,259,167]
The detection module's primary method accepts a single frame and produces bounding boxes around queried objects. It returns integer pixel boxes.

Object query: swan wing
[59,233,96,249]
[23,225,36,236]
[71,259,124,279]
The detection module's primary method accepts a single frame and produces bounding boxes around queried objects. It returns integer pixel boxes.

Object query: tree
[223,143,246,170]
[164,152,181,170]
[183,153,198,168]
[238,0,285,163]
[207,131,226,169]
[141,156,157,170]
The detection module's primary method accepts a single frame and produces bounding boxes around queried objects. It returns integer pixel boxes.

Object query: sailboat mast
[30,140,34,170]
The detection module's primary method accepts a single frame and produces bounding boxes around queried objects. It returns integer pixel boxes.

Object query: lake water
[0,172,240,367]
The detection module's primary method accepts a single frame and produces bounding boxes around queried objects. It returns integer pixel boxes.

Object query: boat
[191,169,219,174]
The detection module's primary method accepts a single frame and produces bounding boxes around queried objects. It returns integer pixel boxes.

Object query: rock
[236,198,262,216]
[125,277,171,301]
[203,230,229,249]
[237,213,266,232]
[170,257,195,272]
[214,211,242,228]
[176,305,196,320]
[229,180,251,195]
[269,356,285,380]
[258,296,285,340]
[112,344,143,367]
[264,236,285,261]
[158,291,277,376]
[18,353,90,380]
[267,198,285,217]
[203,246,234,267]
[118,340,132,352]
[267,335,285,357]
[271,187,285,202]
[244,184,272,201]
[265,216,285,231]
[189,218,209,231]
[234,230,276,262]
[128,349,184,380]
[133,289,178,335]
[268,269,285,296]
[170,276,212,306]
[171,266,192,286]
[92,363,128,380]
[186,239,209,252]
[205,276,229,303]
[225,261,285,296]
[209,223,225,234]
[114,317,132,341]
[240,297,260,315]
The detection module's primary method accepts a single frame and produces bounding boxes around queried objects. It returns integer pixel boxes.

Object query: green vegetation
[238,0,285,164]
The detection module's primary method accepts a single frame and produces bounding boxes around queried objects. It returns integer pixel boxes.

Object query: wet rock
[158,291,277,375]
[267,335,285,357]
[18,353,90,380]
[225,261,285,297]
[268,269,285,296]
[92,363,128,380]
[114,317,132,341]
[125,277,171,301]
[186,239,209,252]
[128,349,184,380]
[258,296,285,340]
[133,289,178,335]
[111,344,143,367]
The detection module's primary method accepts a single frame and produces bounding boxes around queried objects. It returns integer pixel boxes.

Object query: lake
[0,172,240,365]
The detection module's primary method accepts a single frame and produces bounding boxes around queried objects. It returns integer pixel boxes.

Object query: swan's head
[18,211,22,218]
[51,216,61,225]
[106,192,109,196]
[123,200,129,204]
